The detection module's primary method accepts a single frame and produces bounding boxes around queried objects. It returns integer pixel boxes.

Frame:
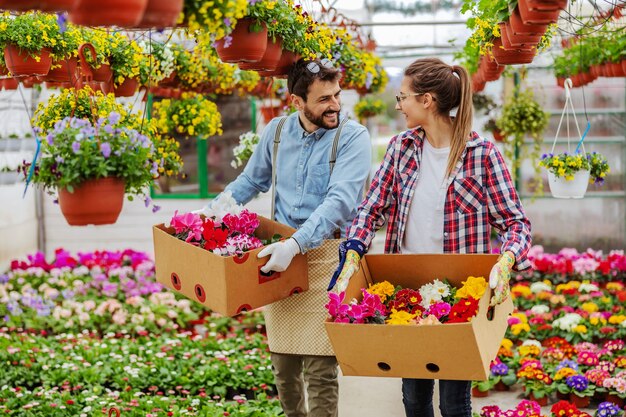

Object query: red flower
[550,400,579,417]
[202,219,229,251]
[447,297,480,323]
[66,400,74,405]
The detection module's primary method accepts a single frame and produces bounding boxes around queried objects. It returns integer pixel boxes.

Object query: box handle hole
[426,363,440,373]
[487,305,495,321]
[377,362,391,371]
[259,270,276,278]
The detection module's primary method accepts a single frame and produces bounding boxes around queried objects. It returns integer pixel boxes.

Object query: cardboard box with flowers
[324,253,513,380]
[153,192,308,316]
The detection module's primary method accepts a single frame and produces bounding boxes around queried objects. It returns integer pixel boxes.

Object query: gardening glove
[489,251,516,306]
[328,239,366,293]
[258,238,301,273]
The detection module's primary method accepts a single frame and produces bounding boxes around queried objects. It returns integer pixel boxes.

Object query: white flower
[529,282,552,294]
[419,279,450,309]
[578,283,599,293]
[231,131,260,169]
[530,305,550,314]
[553,313,583,331]
[200,191,243,220]
[522,339,541,347]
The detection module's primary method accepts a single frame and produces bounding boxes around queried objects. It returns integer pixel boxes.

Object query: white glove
[257,238,301,273]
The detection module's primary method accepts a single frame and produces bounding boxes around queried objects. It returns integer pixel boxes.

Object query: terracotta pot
[70,0,149,27]
[238,36,283,71]
[493,381,510,391]
[21,76,38,88]
[44,81,70,89]
[2,78,19,90]
[58,178,125,226]
[569,393,590,408]
[556,76,565,88]
[0,0,39,10]
[528,392,548,406]
[4,44,52,77]
[492,38,536,65]
[158,70,177,87]
[493,129,505,142]
[260,105,282,124]
[471,387,489,398]
[509,7,548,35]
[136,0,183,28]
[471,73,486,93]
[114,77,139,97]
[258,50,299,77]
[556,390,570,401]
[518,0,561,24]
[40,0,78,11]
[526,0,567,11]
[503,21,542,47]
[609,62,625,77]
[215,18,268,63]
[42,57,79,83]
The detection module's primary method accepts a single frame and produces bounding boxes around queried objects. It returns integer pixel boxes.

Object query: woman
[328,58,531,417]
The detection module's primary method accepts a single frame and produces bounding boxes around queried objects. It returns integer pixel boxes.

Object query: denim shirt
[225,112,371,253]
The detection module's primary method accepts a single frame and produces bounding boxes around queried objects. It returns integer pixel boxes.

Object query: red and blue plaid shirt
[348,127,532,270]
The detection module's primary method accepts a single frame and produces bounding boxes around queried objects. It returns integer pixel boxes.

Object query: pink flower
[223,209,260,236]
[360,289,386,317]
[426,301,451,320]
[326,291,349,321]
[169,211,203,242]
[508,316,521,325]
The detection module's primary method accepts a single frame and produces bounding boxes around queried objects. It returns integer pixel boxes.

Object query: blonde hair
[404,58,473,177]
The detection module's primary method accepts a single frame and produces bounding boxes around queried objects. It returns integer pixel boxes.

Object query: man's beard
[303,106,340,129]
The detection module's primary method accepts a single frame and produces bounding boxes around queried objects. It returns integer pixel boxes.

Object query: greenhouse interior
[0,0,625,416]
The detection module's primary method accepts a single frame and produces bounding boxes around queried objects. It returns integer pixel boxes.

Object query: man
[216,58,371,416]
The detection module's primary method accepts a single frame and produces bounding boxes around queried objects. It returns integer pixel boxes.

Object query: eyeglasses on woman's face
[306,58,334,74]
[395,92,425,104]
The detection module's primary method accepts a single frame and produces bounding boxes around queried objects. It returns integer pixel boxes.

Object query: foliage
[107,32,142,86]
[137,39,176,86]
[232,131,261,169]
[0,11,82,61]
[539,151,610,185]
[496,88,549,190]
[152,92,223,138]
[184,0,248,43]
[354,96,387,120]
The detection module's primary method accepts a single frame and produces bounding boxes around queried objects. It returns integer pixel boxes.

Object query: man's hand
[489,251,515,306]
[328,240,366,293]
[257,238,301,273]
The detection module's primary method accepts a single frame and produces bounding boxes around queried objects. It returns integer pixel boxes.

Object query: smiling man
[216,58,371,416]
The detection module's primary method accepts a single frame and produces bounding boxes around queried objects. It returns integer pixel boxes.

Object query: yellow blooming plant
[184,0,248,43]
[354,96,386,121]
[366,281,396,303]
[454,276,488,300]
[152,92,223,139]
[540,151,610,185]
[107,32,142,86]
[33,87,142,134]
[385,309,417,325]
[137,39,176,87]
[0,12,81,62]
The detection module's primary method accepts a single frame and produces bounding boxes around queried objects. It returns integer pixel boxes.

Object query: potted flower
[516,364,553,406]
[354,96,386,122]
[231,131,260,169]
[539,151,610,198]
[565,375,595,408]
[0,12,79,77]
[27,86,175,225]
[489,361,518,391]
[471,379,493,397]
[137,39,175,88]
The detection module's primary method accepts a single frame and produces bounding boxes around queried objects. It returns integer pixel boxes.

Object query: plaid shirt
[348,127,532,270]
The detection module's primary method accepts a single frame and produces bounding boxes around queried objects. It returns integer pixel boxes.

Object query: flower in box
[168,192,265,257]
[326,276,487,325]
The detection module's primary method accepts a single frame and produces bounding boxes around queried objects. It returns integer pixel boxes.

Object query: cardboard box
[324,253,513,381]
[153,216,308,316]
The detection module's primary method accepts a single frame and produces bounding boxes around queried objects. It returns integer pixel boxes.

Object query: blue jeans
[401,379,471,417]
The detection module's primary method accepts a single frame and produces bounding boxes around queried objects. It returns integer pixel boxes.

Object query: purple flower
[46,134,54,145]
[144,196,152,208]
[56,12,67,33]
[152,205,161,213]
[55,156,64,164]
[597,402,622,417]
[72,141,81,153]
[223,17,231,27]
[556,359,579,371]
[100,142,111,158]
[108,112,121,125]
[565,375,589,392]
[223,35,233,48]
[490,362,509,376]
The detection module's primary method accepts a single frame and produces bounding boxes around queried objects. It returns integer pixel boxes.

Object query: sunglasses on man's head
[306,58,334,74]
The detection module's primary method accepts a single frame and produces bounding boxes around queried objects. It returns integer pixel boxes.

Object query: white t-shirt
[401,139,450,254]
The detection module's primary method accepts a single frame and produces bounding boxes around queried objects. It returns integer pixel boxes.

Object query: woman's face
[395,76,425,129]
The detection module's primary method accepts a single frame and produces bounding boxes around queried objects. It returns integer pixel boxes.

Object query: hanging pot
[40,0,78,11]
[257,50,299,78]
[526,0,567,11]
[518,0,562,24]
[136,0,183,28]
[113,77,139,97]
[21,76,39,88]
[547,169,590,199]
[502,21,542,48]
[259,105,283,124]
[509,7,548,36]
[492,38,536,66]
[239,36,283,71]
[215,18,268,63]
[4,44,52,77]
[69,0,149,27]
[58,177,125,226]
[41,57,79,83]
[2,78,19,90]
[0,0,39,10]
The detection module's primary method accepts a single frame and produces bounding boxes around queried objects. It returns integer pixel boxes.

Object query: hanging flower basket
[547,169,590,199]
[0,0,39,10]
[136,0,183,28]
[500,22,541,49]
[491,38,536,66]
[40,0,78,11]
[58,177,125,226]
[69,0,149,27]
[518,0,561,24]
[259,105,282,124]
[4,44,52,77]
[41,57,79,83]
[215,18,268,63]
[508,7,548,36]
[257,50,299,78]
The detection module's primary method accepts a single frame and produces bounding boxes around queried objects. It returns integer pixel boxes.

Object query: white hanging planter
[547,169,590,199]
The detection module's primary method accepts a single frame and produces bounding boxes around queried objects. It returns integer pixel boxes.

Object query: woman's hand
[327,240,366,293]
[489,251,515,306]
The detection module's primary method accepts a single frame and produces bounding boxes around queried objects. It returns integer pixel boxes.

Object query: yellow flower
[608,315,626,325]
[519,345,540,357]
[500,338,513,350]
[367,281,395,302]
[511,323,530,335]
[553,367,577,381]
[386,309,416,325]
[572,324,587,333]
[455,276,487,300]
[581,302,598,313]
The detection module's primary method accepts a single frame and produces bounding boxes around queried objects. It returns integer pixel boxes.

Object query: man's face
[300,79,342,129]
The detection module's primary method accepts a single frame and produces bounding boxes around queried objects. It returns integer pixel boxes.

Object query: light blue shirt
[225,112,371,253]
